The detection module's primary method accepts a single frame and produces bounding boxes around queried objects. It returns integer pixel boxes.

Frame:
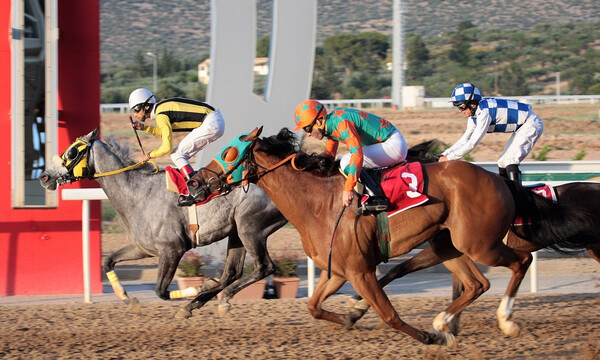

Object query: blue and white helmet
[450,83,482,103]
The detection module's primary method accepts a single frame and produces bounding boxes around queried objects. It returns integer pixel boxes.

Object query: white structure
[391,0,405,109]
[402,85,425,109]
[199,0,317,164]
[198,57,270,85]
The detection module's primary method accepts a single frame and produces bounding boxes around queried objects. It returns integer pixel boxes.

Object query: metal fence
[101,95,600,114]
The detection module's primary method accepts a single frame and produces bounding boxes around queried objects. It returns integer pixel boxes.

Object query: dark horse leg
[103,244,155,313]
[176,235,247,319]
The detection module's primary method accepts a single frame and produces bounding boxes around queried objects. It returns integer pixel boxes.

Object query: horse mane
[258,128,338,176]
[405,139,443,163]
[259,128,443,177]
[100,137,161,173]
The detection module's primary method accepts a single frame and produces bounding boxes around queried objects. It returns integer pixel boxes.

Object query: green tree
[312,56,342,99]
[499,63,529,96]
[158,47,181,76]
[256,35,270,57]
[406,33,430,80]
[323,34,361,73]
[132,51,149,78]
[155,81,185,99]
[448,24,473,66]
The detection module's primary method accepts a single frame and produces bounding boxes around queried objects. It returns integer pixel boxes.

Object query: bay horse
[39,128,287,316]
[191,127,598,346]
[350,181,600,336]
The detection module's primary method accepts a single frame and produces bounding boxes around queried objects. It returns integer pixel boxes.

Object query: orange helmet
[294,100,326,131]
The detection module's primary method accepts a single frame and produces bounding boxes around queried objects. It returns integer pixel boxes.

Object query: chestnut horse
[352,181,600,336]
[191,127,597,346]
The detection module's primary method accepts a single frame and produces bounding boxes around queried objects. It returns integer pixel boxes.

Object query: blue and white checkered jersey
[442,98,538,161]
[477,98,532,133]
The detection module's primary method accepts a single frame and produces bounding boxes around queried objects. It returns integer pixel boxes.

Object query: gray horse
[39,128,287,317]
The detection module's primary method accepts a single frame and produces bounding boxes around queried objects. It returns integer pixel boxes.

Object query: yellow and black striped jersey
[154,98,215,131]
[143,98,216,159]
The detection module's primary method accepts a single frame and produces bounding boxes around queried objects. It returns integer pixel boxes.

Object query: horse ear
[89,127,99,140]
[242,127,263,142]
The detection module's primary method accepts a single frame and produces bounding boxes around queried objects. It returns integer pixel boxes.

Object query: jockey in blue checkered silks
[438,83,544,183]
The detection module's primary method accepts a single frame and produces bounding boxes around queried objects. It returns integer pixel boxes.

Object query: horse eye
[66,147,79,160]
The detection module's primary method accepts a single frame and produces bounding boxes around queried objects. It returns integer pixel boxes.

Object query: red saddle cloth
[513,183,556,226]
[165,166,189,195]
[378,162,429,216]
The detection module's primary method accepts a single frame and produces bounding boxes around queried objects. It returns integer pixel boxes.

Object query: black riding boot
[506,164,521,185]
[356,171,389,216]
[177,166,197,207]
[498,167,508,179]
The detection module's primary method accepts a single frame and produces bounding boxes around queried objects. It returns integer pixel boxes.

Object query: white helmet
[128,88,156,109]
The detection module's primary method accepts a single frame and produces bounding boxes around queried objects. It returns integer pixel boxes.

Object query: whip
[327,205,346,279]
[129,115,147,158]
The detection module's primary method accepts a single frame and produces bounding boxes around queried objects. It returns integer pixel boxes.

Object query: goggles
[303,106,325,133]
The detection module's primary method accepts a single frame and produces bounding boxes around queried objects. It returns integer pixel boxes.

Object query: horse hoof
[217,302,231,316]
[432,330,458,348]
[346,297,358,308]
[129,298,142,315]
[175,308,193,319]
[499,320,520,337]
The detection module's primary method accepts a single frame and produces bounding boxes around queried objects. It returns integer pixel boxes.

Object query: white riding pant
[171,109,225,169]
[497,114,543,168]
[339,130,407,170]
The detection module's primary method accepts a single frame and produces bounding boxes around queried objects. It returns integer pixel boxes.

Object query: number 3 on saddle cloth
[359,162,429,261]
[361,162,429,216]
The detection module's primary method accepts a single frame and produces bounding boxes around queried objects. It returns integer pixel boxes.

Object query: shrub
[177,252,211,277]
[273,253,300,277]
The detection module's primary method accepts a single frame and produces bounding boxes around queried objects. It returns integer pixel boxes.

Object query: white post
[307,258,315,297]
[146,52,157,92]
[530,251,538,293]
[62,188,108,303]
[82,199,92,303]
[391,0,404,110]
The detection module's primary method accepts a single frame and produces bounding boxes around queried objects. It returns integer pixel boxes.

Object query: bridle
[193,138,303,200]
[55,136,158,185]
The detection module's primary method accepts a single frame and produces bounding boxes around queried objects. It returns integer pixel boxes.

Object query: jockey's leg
[506,164,521,185]
[356,171,389,215]
[498,167,508,179]
[172,152,197,206]
[353,131,406,215]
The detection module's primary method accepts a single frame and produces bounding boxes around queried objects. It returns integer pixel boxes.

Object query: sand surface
[1,293,599,359]
[16,104,596,359]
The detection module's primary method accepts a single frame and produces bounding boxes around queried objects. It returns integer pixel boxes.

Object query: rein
[61,137,159,182]
[92,160,159,178]
[224,153,300,189]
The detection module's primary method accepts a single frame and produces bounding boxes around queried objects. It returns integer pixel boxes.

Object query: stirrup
[356,197,389,216]
[177,194,195,207]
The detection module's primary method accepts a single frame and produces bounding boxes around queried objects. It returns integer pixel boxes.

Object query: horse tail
[507,180,599,253]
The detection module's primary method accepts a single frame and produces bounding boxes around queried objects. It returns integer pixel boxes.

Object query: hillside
[100,0,600,70]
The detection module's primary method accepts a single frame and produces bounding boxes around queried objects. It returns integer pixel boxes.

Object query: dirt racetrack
[1,293,599,359]
[8,104,595,359]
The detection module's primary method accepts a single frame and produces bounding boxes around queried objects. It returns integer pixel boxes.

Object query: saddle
[350,162,430,261]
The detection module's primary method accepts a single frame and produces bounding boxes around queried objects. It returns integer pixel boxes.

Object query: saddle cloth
[165,166,188,195]
[377,162,429,217]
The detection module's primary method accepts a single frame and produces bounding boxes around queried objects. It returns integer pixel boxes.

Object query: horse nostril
[40,174,49,182]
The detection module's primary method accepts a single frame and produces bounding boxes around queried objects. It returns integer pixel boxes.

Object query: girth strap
[376,212,391,262]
